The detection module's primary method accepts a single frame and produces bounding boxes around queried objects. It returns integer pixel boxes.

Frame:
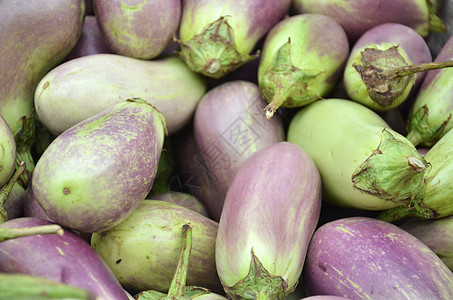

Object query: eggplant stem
[0,224,64,242]
[383,60,453,78]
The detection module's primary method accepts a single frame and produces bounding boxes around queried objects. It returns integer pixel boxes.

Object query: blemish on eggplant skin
[319,263,327,272]
[116,259,122,264]
[63,187,70,195]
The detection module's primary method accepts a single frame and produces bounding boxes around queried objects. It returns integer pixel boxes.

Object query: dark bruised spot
[0,166,3,171]
[116,259,122,264]
[319,263,327,272]
[146,256,150,260]
[63,187,70,195]
[100,231,108,237]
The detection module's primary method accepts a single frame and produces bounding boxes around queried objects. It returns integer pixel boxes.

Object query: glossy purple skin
[64,15,112,61]
[0,217,128,300]
[22,183,52,221]
[350,23,432,91]
[216,142,322,289]
[291,0,431,42]
[303,217,453,299]
[193,80,285,209]
[94,0,181,59]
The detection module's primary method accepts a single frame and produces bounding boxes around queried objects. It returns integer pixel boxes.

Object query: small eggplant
[0,217,129,300]
[90,200,221,294]
[343,23,433,112]
[291,0,445,42]
[303,217,453,299]
[32,99,166,233]
[258,13,349,119]
[177,0,291,78]
[215,142,322,299]
[287,99,430,216]
[94,0,181,59]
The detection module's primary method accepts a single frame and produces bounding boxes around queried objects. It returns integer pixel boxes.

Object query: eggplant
[215,142,322,299]
[4,182,26,220]
[0,217,129,300]
[193,80,285,211]
[32,99,166,233]
[34,54,206,135]
[343,23,432,112]
[23,183,52,221]
[257,13,349,119]
[177,0,291,78]
[400,216,453,271]
[287,99,430,215]
[406,35,453,147]
[303,217,453,299]
[90,200,222,294]
[0,113,16,188]
[64,15,112,61]
[94,0,181,59]
[378,126,453,221]
[291,0,445,42]
[0,0,85,181]
[151,192,209,218]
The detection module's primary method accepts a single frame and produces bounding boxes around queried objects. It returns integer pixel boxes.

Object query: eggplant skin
[0,217,129,300]
[303,217,453,299]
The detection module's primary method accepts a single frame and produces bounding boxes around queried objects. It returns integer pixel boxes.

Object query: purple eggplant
[4,182,26,220]
[23,183,52,221]
[193,80,285,211]
[0,0,85,182]
[64,15,112,61]
[406,35,453,147]
[0,217,129,300]
[303,217,453,299]
[90,200,222,295]
[291,0,445,42]
[94,0,181,59]
[177,0,291,78]
[400,216,453,271]
[343,23,432,112]
[34,54,206,135]
[216,142,322,299]
[32,99,166,233]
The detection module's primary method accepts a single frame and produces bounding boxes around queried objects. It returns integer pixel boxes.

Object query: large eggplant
[32,99,166,233]
[0,217,129,300]
[291,0,445,42]
[94,0,181,59]
[34,54,206,135]
[303,217,453,299]
[215,142,322,299]
[287,99,430,216]
[91,200,222,294]
[178,0,291,78]
[257,13,349,118]
[0,0,85,180]
[343,23,432,112]
[406,35,453,147]
[193,80,285,213]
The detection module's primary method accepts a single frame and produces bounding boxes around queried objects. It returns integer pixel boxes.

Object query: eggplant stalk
[0,224,63,242]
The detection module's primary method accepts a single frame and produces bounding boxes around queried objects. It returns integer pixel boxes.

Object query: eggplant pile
[2,0,453,299]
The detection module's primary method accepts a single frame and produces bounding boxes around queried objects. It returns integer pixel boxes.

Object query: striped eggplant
[193,80,285,210]
[0,217,129,300]
[216,142,322,299]
[32,99,166,233]
[400,216,453,271]
[291,0,445,42]
[287,99,430,216]
[90,200,222,294]
[379,126,453,221]
[34,54,206,135]
[178,0,291,78]
[257,13,349,119]
[343,23,432,112]
[0,0,85,180]
[94,0,181,59]
[303,217,453,299]
[406,35,453,147]
[0,113,16,188]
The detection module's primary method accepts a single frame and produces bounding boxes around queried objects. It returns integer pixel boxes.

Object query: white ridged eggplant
[215,142,322,299]
[287,99,430,216]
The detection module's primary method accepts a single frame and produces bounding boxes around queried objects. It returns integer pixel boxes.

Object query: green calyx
[427,0,446,34]
[260,39,323,119]
[12,111,35,189]
[223,248,295,300]
[0,161,26,223]
[352,129,429,212]
[406,105,452,147]
[177,16,258,79]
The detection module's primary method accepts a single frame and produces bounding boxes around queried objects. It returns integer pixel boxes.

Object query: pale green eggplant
[0,113,16,188]
[287,99,430,216]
